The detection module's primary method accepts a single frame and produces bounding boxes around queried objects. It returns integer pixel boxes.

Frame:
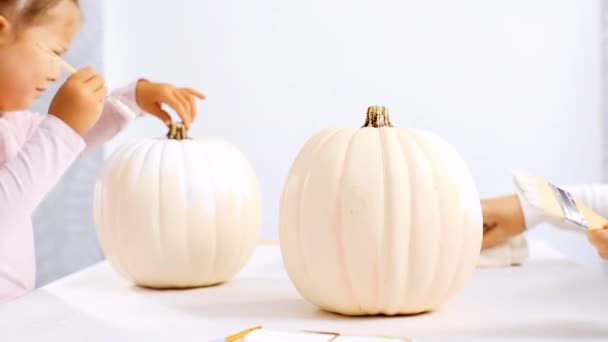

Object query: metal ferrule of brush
[549,183,588,229]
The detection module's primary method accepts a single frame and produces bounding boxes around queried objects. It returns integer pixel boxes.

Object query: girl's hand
[587,225,608,260]
[481,194,527,249]
[135,80,205,128]
[49,67,107,135]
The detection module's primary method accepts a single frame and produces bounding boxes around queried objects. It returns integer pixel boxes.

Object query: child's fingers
[187,94,197,122]
[146,104,172,126]
[481,201,498,230]
[71,66,99,82]
[179,89,199,122]
[587,229,608,259]
[587,228,608,244]
[94,86,107,103]
[174,90,194,125]
[86,75,106,92]
[184,87,206,100]
[164,91,190,128]
[481,224,508,250]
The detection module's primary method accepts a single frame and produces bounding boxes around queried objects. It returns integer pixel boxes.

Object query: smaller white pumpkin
[94,123,262,288]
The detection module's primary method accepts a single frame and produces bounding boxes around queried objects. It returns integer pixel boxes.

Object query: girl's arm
[0,114,85,217]
[80,81,145,155]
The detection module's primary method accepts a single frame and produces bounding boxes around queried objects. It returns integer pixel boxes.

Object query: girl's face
[0,0,80,112]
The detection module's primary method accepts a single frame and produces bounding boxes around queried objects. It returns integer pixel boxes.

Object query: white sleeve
[520,184,608,229]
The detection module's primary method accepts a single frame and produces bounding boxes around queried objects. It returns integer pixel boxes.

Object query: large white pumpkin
[94,123,262,288]
[279,106,482,316]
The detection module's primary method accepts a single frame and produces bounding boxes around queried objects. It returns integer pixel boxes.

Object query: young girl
[0,0,204,303]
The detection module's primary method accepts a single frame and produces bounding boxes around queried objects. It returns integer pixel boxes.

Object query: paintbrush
[37,43,137,119]
[511,169,607,232]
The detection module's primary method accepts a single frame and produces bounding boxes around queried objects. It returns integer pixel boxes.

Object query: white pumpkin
[94,123,262,288]
[279,106,482,316]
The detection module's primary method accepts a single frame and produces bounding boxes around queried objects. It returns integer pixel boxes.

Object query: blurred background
[32,0,606,285]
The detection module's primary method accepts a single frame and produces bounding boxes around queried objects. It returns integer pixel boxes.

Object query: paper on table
[213,327,413,342]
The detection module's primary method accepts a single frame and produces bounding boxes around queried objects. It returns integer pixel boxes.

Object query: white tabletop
[1,242,608,342]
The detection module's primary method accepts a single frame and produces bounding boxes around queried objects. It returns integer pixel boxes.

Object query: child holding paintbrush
[482,185,608,260]
[0,0,204,302]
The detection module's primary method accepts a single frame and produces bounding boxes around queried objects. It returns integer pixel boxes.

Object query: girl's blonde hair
[0,0,79,28]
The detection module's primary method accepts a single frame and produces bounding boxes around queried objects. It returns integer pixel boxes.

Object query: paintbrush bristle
[511,169,566,221]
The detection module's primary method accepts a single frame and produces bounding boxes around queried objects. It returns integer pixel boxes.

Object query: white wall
[103,0,602,266]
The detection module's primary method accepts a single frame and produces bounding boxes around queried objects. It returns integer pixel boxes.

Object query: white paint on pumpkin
[94,138,262,288]
[279,127,482,316]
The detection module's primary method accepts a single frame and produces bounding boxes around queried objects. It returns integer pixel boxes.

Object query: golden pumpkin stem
[166,122,189,140]
[362,106,393,128]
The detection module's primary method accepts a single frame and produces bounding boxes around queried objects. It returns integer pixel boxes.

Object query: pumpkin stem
[166,122,189,140]
[362,106,393,128]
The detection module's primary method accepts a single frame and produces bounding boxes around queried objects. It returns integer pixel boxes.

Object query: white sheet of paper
[243,329,411,342]
[244,329,335,342]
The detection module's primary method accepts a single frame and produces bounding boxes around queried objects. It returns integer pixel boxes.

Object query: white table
[1,242,608,342]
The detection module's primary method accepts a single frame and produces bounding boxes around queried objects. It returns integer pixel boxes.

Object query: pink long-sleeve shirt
[0,83,143,304]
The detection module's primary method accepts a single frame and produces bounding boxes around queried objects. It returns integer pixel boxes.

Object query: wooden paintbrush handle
[575,200,608,230]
